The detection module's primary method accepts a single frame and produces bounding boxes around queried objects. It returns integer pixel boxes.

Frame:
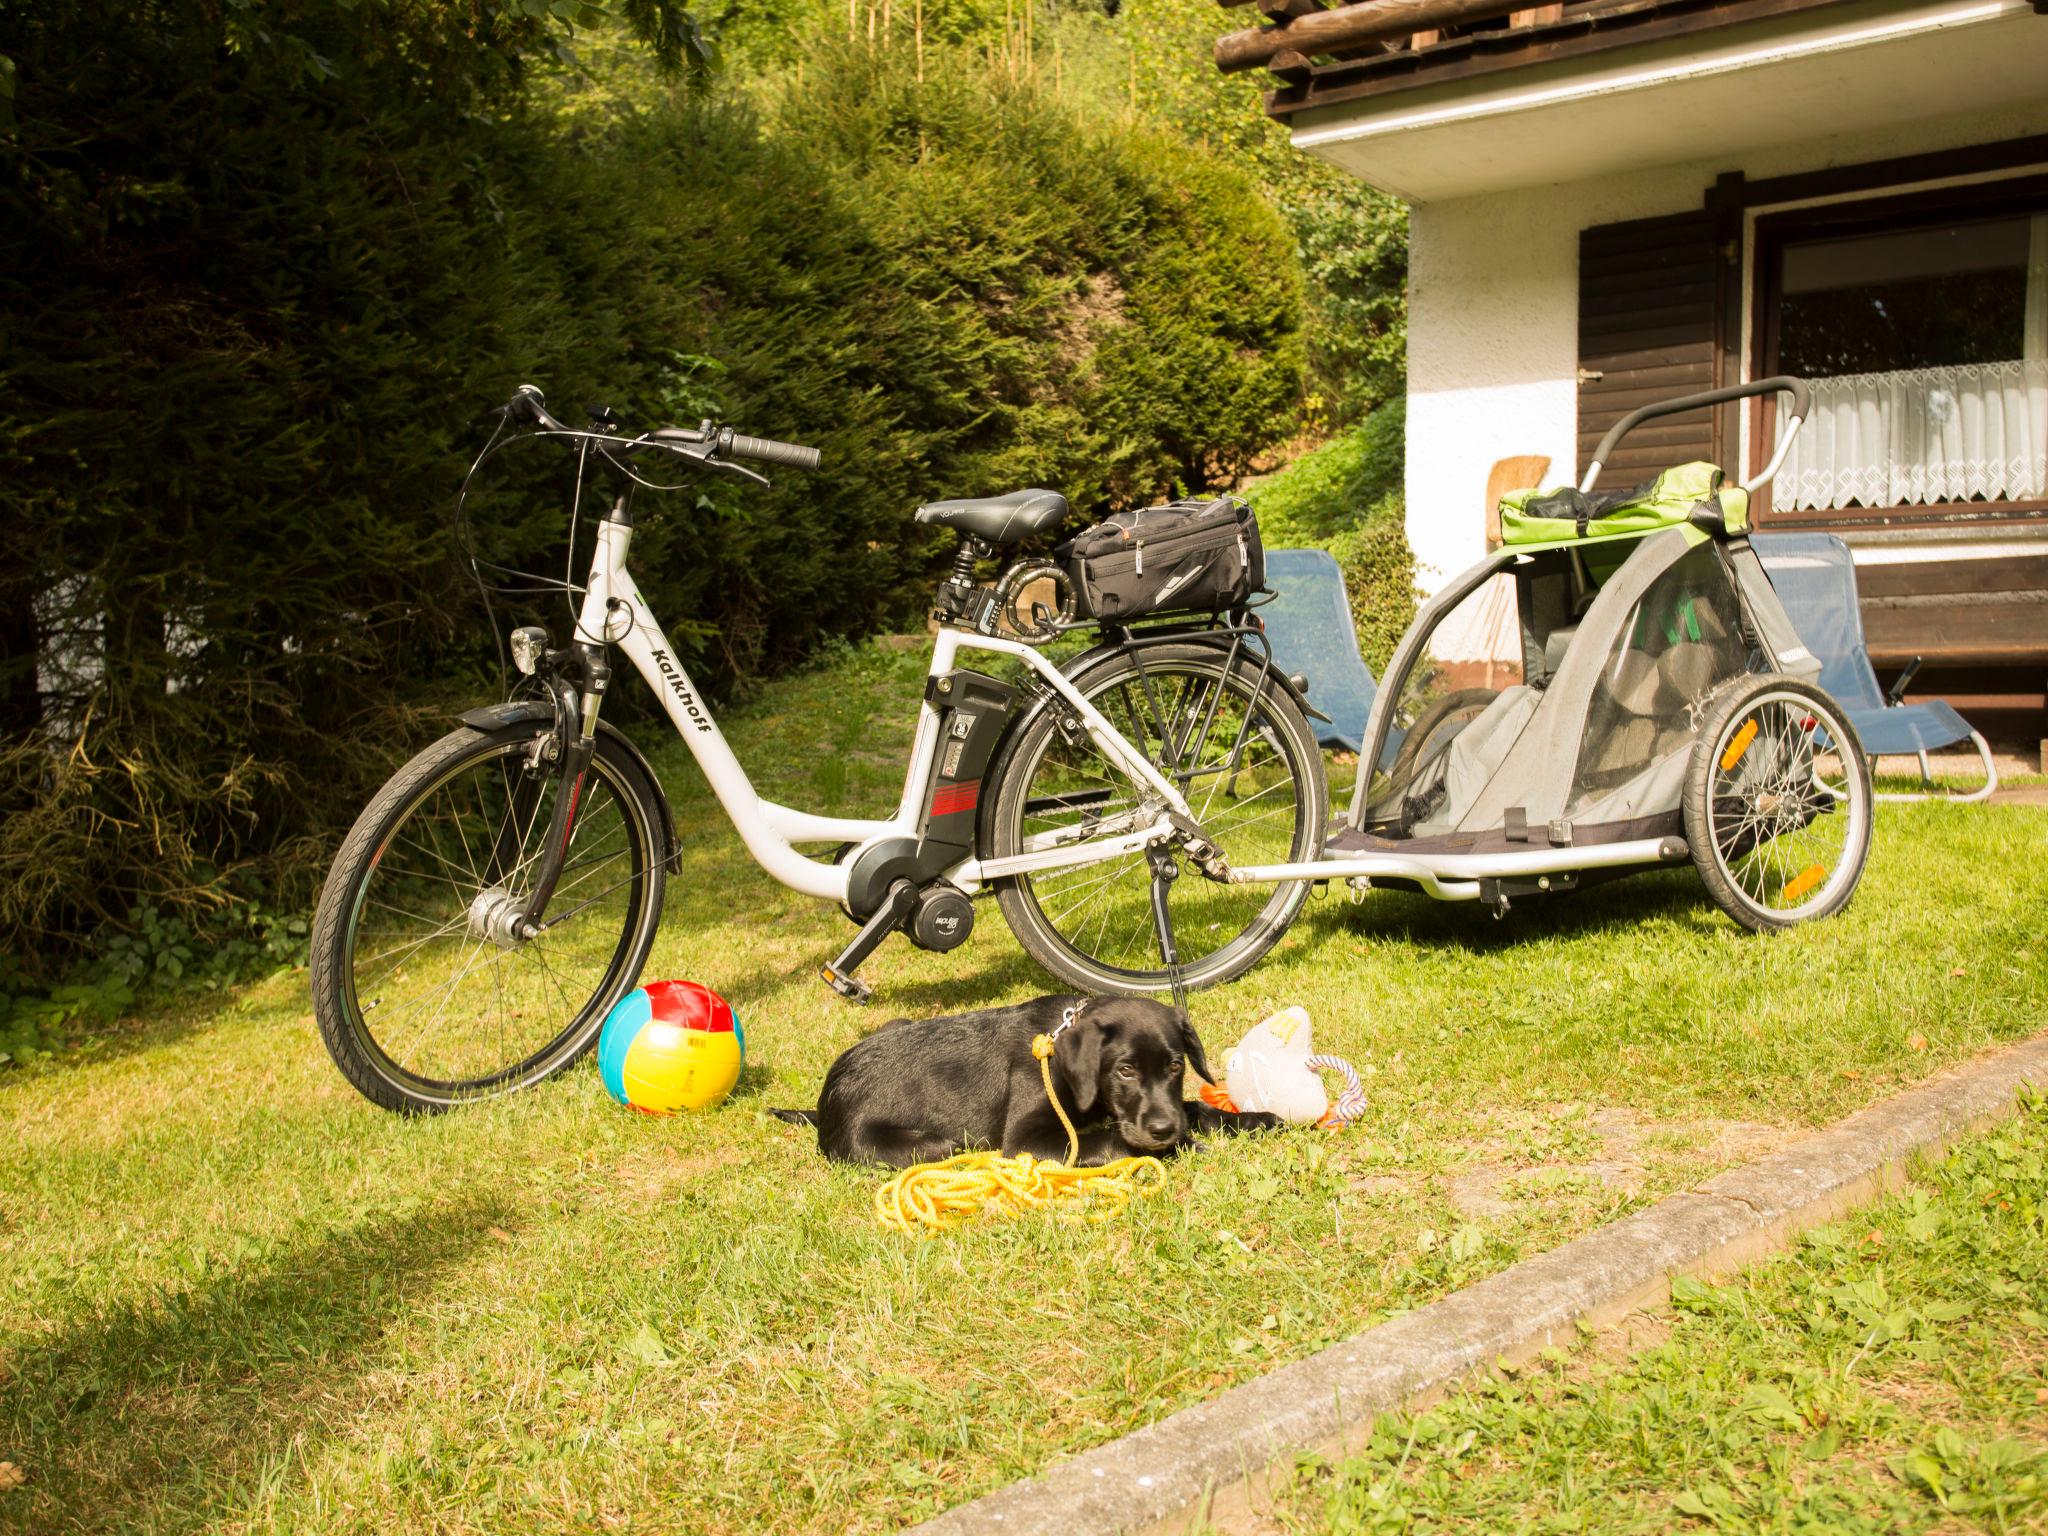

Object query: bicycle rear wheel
[310,720,667,1112]
[984,641,1325,995]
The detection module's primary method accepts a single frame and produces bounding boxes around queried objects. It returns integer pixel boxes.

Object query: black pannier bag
[1056,496,1264,622]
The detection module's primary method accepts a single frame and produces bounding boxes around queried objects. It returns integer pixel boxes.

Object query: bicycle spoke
[1008,652,1313,987]
[336,736,651,1093]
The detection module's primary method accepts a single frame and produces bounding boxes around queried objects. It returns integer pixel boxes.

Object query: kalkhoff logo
[650,649,712,732]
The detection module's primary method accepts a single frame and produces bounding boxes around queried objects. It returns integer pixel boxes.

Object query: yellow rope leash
[873,1013,1167,1236]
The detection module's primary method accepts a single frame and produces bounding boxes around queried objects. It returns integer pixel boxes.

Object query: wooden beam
[1508,2,1563,22]
[1269,47,1315,81]
[1215,0,1538,73]
[1740,132,2048,209]
[1260,0,1852,114]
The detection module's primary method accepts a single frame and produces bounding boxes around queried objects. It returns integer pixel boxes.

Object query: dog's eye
[1116,1063,1137,1081]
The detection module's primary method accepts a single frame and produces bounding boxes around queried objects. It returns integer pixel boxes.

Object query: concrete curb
[909,1032,2048,1536]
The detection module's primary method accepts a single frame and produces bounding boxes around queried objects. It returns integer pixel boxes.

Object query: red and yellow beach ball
[597,980,743,1114]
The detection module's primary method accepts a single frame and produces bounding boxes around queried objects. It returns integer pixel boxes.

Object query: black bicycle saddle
[914,488,1069,545]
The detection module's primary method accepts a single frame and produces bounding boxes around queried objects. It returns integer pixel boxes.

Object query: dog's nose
[1143,1115,1178,1142]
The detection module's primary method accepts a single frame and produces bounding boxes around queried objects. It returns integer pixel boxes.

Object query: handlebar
[508,383,570,435]
[504,384,822,474]
[1579,376,1810,498]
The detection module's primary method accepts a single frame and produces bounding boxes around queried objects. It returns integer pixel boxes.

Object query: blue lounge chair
[1752,531,1996,803]
[1258,548,1379,755]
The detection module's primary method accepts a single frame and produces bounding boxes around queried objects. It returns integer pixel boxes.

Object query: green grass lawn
[3,638,2046,1534]
[1262,1093,2048,1535]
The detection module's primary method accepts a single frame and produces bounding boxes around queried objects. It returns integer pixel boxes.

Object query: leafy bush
[769,42,1303,506]
[0,11,1304,965]
[1088,0,1408,423]
[1249,401,1415,673]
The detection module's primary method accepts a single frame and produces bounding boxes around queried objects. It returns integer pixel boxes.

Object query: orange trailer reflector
[1783,863,1826,903]
[1720,719,1759,772]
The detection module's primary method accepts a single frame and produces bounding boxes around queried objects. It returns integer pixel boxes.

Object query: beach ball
[597,980,744,1114]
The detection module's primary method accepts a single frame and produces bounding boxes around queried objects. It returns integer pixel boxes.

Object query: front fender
[457,701,679,866]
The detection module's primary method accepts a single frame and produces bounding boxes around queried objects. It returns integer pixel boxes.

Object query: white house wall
[1404,101,2048,606]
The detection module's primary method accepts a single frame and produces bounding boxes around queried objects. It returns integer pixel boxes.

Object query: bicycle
[310,385,1326,1112]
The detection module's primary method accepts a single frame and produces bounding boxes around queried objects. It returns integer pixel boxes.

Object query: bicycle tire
[1682,673,1872,932]
[310,720,667,1112]
[983,641,1325,995]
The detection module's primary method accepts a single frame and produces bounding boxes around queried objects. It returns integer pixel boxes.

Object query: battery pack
[920,671,1018,854]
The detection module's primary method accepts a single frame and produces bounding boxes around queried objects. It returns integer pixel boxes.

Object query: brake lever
[711,458,771,488]
[636,436,772,488]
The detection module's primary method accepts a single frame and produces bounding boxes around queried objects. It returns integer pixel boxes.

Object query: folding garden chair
[1259,547,1379,754]
[1752,531,1997,803]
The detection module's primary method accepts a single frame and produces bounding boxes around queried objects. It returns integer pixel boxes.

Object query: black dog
[773,995,1280,1167]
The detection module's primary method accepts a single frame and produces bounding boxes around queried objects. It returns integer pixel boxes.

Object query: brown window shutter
[1578,210,1726,489]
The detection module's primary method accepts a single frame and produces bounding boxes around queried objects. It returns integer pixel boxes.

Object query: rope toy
[1195,1006,1369,1130]
[1305,1053,1370,1127]
[873,1005,1168,1236]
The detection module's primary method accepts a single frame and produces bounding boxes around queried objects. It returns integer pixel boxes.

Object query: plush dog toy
[1197,1006,1368,1129]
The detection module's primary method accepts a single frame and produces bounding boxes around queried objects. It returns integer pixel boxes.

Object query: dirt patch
[1584,1308,1674,1366]
[614,1145,748,1203]
[1444,1104,1789,1221]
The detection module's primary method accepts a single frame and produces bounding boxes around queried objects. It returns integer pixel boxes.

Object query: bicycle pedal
[820,963,872,1004]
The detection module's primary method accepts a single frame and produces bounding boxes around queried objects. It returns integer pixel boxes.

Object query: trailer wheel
[1682,673,1872,931]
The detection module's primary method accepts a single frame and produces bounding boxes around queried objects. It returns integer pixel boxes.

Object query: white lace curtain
[1777,213,2048,511]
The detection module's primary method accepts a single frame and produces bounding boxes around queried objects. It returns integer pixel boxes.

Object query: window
[1755,186,2048,520]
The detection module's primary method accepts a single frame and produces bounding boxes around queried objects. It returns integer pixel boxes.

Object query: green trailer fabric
[1499,463,1748,547]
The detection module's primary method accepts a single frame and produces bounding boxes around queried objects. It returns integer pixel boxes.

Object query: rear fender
[975,629,1314,857]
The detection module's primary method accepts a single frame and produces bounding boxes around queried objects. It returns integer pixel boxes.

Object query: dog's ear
[1178,1009,1215,1084]
[1058,1010,1106,1119]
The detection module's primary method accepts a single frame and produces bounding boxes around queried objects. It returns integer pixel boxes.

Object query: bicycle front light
[509,626,549,676]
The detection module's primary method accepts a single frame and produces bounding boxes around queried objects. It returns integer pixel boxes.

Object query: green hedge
[0,12,1304,961]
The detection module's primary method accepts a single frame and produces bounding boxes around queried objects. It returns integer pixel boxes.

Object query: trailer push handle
[1579,376,1812,498]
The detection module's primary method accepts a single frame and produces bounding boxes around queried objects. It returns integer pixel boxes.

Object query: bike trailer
[1301,377,1873,931]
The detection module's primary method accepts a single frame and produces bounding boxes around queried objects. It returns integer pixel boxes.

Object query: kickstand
[821,878,917,1004]
[1147,847,1188,1013]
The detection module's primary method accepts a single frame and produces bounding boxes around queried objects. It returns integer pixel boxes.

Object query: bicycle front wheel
[985,641,1326,995]
[310,720,667,1112]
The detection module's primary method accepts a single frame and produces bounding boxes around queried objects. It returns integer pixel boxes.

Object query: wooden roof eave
[1228,0,1860,119]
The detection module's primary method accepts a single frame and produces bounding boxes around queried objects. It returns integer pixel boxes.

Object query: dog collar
[1030,1003,1081,1062]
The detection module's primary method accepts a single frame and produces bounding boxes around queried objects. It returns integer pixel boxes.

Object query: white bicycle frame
[573,511,1205,904]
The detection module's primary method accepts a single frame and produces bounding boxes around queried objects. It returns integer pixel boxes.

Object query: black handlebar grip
[725,433,822,472]
[509,384,568,434]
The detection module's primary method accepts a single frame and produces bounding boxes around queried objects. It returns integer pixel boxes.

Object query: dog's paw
[1230,1110,1286,1134]
[1186,1100,1286,1136]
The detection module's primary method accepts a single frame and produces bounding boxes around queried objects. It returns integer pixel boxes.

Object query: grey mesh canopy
[1330,525,1819,854]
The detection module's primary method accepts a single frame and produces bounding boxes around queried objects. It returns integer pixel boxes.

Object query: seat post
[948,534,992,584]
[931,534,996,629]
